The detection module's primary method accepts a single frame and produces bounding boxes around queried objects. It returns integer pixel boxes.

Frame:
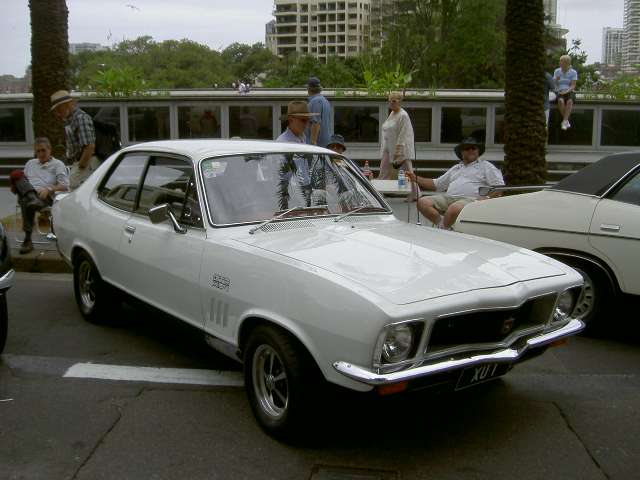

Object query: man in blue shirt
[306,77,333,148]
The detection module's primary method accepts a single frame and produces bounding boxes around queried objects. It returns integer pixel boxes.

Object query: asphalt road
[1,273,639,480]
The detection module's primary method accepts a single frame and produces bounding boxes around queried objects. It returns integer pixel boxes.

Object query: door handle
[600,224,620,232]
[125,225,136,234]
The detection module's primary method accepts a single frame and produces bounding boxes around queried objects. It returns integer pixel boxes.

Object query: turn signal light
[376,381,408,396]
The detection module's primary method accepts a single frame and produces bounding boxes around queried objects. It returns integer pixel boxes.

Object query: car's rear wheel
[73,251,119,323]
[553,257,613,333]
[243,325,321,440]
[0,294,7,354]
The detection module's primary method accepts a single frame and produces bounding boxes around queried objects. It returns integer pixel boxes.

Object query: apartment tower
[602,27,624,65]
[271,0,372,60]
[623,0,640,72]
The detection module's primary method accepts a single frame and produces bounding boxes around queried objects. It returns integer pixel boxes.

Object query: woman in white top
[378,92,417,198]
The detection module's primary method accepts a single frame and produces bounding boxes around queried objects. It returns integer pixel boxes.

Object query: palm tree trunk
[503,0,547,186]
[29,0,70,159]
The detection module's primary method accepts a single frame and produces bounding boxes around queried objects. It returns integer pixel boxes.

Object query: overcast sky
[0,0,626,78]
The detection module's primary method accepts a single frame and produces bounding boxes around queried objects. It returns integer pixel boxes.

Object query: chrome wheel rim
[252,344,288,419]
[78,261,96,310]
[572,267,595,320]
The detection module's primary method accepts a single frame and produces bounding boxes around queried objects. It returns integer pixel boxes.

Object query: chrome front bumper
[0,269,15,291]
[333,318,584,386]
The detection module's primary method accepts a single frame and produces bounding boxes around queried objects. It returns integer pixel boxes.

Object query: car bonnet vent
[259,215,379,233]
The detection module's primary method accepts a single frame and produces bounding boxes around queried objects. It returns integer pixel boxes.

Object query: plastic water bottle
[362,160,372,180]
[397,168,406,189]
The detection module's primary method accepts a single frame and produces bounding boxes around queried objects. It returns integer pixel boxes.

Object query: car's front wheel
[73,251,119,323]
[553,257,613,333]
[243,325,321,440]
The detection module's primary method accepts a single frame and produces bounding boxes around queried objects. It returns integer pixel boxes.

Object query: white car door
[118,155,205,327]
[93,153,149,286]
[589,169,640,295]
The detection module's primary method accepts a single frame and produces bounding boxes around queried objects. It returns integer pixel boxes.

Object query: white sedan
[52,140,584,439]
[456,152,640,331]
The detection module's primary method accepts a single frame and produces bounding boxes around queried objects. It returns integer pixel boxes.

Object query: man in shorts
[406,137,504,229]
[554,55,578,130]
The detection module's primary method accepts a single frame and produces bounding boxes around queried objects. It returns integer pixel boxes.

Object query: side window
[98,154,148,211]
[136,156,203,227]
[610,170,640,207]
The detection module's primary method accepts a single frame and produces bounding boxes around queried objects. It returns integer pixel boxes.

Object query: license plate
[455,363,509,390]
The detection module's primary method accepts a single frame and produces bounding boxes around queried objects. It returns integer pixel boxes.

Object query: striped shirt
[64,107,96,163]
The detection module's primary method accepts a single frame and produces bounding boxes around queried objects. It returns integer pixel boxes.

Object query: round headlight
[554,289,575,322]
[382,324,414,363]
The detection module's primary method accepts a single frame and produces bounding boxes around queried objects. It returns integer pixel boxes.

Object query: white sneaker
[561,120,568,130]
[566,120,571,129]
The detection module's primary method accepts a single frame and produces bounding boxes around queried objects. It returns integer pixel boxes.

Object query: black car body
[0,222,14,353]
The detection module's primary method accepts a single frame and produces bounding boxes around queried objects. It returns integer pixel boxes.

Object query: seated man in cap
[406,137,504,229]
[50,90,100,190]
[10,137,69,253]
[327,134,346,155]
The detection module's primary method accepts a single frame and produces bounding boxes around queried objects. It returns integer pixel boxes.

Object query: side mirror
[148,203,187,234]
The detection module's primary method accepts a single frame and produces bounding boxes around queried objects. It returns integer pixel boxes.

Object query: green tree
[222,42,278,84]
[376,0,505,88]
[29,0,70,157]
[503,0,547,187]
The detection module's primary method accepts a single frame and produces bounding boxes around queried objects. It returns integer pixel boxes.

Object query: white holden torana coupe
[456,152,640,332]
[53,140,584,439]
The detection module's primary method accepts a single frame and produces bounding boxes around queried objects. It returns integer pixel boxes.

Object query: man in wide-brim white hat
[50,90,100,189]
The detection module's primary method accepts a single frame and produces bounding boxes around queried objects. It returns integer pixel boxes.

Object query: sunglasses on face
[463,146,478,151]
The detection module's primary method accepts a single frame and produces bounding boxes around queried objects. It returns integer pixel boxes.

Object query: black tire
[243,325,322,441]
[73,251,119,324]
[0,294,7,354]
[553,256,613,334]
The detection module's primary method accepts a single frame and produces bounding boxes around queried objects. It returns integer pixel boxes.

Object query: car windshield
[200,152,387,225]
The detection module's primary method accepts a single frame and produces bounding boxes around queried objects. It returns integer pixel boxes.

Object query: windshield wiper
[334,205,388,223]
[249,205,328,234]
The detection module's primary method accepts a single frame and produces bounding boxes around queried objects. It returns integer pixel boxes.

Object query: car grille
[426,294,557,355]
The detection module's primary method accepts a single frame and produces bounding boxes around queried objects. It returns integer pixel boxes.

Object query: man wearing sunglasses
[10,137,69,254]
[406,137,504,229]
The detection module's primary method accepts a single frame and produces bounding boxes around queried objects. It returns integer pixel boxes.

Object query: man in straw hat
[406,137,504,229]
[277,100,319,144]
[276,101,320,207]
[50,90,100,189]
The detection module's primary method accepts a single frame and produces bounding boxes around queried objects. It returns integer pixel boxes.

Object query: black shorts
[557,91,576,103]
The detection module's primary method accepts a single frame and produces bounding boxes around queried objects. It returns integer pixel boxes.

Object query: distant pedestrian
[544,72,556,128]
[554,55,578,130]
[50,90,100,190]
[306,77,333,148]
[379,92,417,199]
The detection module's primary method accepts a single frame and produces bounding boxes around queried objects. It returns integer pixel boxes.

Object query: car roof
[550,152,640,196]
[120,139,333,162]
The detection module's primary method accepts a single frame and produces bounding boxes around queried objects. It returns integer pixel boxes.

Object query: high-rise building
[268,0,566,61]
[270,0,372,60]
[69,43,107,55]
[602,27,624,65]
[622,0,640,72]
[543,0,568,41]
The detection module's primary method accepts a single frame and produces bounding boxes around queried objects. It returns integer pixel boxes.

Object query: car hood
[235,220,566,305]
